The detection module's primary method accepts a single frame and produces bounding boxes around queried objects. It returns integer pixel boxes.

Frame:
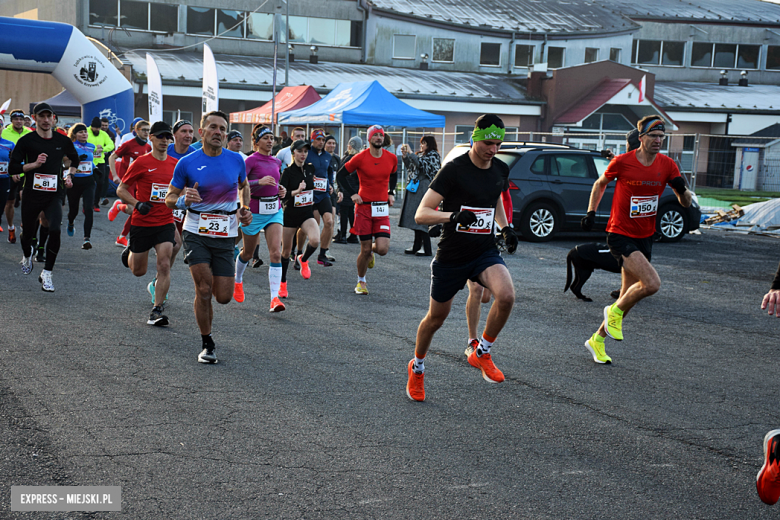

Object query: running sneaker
[20,255,33,275]
[278,281,288,298]
[293,254,301,271]
[270,296,285,312]
[367,253,375,269]
[67,222,74,236]
[354,281,369,295]
[101,198,109,206]
[8,227,16,243]
[603,303,624,341]
[325,251,336,262]
[0,224,3,232]
[465,339,479,357]
[584,334,612,364]
[115,235,128,247]
[406,359,425,402]
[198,347,218,364]
[38,271,54,292]
[467,349,505,383]
[252,257,264,268]
[108,200,122,221]
[147,306,169,327]
[93,206,101,213]
[81,239,92,250]
[147,278,168,304]
[758,429,780,505]
[317,256,333,267]
[35,248,45,263]
[233,282,245,303]
[121,246,130,268]
[298,255,311,279]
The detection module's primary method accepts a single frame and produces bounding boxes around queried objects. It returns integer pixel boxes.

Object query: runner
[580,115,692,364]
[108,120,151,247]
[233,124,287,311]
[66,123,97,249]
[279,139,320,292]
[2,109,32,243]
[165,110,251,364]
[86,117,113,210]
[116,121,181,326]
[0,118,12,233]
[335,136,362,244]
[307,129,336,266]
[340,125,398,295]
[8,103,79,291]
[226,130,247,160]
[167,119,196,160]
[757,261,780,504]
[405,114,519,402]
[275,126,306,170]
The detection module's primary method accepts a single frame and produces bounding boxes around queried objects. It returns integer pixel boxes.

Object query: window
[150,4,177,33]
[514,44,533,67]
[548,47,564,68]
[433,38,455,62]
[246,13,273,40]
[393,34,416,59]
[530,156,545,175]
[334,19,351,47]
[288,16,308,42]
[552,155,591,178]
[121,1,148,30]
[217,9,244,38]
[691,42,712,67]
[310,18,336,45]
[691,43,761,69]
[768,46,780,70]
[349,21,362,47]
[637,40,660,64]
[187,7,215,36]
[713,44,736,68]
[609,48,621,62]
[738,45,760,69]
[584,48,599,63]
[163,110,194,128]
[633,40,684,66]
[593,156,610,176]
[454,125,473,144]
[631,40,637,63]
[505,127,519,140]
[601,114,633,131]
[480,43,501,66]
[662,41,685,66]
[90,0,117,26]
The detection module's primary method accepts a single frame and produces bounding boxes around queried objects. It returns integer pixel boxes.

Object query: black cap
[291,139,310,152]
[626,129,640,152]
[227,130,243,141]
[172,120,192,133]
[324,134,336,145]
[90,117,102,128]
[32,103,54,116]
[149,121,173,136]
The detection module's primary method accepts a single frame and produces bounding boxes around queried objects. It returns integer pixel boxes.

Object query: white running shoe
[39,270,54,292]
[21,255,33,275]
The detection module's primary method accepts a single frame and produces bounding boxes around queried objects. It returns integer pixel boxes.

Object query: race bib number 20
[630,195,658,218]
[456,205,495,234]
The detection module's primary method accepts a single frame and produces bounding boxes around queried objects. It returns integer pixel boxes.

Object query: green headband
[472,124,505,142]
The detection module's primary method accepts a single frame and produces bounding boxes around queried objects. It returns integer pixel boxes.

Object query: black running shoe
[81,239,92,250]
[252,257,264,268]
[35,248,45,263]
[121,245,130,268]
[147,306,169,327]
[293,255,301,271]
[198,347,218,364]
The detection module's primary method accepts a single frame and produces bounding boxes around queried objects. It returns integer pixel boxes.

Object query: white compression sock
[235,255,248,283]
[269,263,282,298]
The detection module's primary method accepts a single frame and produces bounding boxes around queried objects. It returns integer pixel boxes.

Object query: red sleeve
[115,140,131,158]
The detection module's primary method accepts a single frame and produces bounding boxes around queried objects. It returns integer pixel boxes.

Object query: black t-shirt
[10,131,79,202]
[429,152,509,264]
[280,162,316,220]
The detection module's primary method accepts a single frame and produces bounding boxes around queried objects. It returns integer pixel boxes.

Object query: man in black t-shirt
[405,114,519,402]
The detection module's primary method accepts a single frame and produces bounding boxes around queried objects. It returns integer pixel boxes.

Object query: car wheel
[656,205,688,242]
[520,201,558,242]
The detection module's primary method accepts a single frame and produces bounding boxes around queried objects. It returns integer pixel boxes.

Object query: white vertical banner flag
[146,54,163,123]
[202,44,219,118]
[0,98,11,114]
[638,74,646,104]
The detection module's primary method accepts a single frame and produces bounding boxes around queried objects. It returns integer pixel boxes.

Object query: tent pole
[340,123,345,157]
[306,123,310,136]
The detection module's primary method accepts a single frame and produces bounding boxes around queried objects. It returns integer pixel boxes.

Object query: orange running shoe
[270,296,285,312]
[8,227,16,244]
[298,255,311,279]
[758,429,780,505]
[0,225,3,232]
[108,200,123,221]
[115,235,128,247]
[233,281,245,303]
[278,281,288,298]
[467,349,505,383]
[406,359,425,402]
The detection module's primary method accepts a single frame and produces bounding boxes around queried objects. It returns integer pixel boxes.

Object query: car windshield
[593,156,611,176]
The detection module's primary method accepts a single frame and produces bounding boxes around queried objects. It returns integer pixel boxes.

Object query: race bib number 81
[630,195,658,218]
[33,174,58,192]
[456,206,495,234]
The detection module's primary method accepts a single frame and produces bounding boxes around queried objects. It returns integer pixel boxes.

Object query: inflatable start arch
[0,17,133,132]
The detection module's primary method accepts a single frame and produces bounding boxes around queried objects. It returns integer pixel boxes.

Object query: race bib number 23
[197,213,230,237]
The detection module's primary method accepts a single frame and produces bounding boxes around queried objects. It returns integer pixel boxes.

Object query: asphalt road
[2,205,780,519]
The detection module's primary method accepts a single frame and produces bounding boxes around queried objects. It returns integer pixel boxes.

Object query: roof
[229,86,320,124]
[30,89,81,117]
[594,0,780,25]
[732,123,780,147]
[555,78,631,124]
[368,0,638,34]
[122,50,532,104]
[654,82,780,112]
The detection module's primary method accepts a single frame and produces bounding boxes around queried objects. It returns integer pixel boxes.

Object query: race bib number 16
[456,205,495,234]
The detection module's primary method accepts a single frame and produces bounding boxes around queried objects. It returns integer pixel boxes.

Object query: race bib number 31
[294,190,313,207]
[33,174,58,192]
[197,213,230,237]
[456,205,495,234]
[630,195,658,218]
[150,183,168,203]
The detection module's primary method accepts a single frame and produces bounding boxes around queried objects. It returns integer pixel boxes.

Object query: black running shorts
[181,230,235,277]
[129,223,176,253]
[606,232,652,267]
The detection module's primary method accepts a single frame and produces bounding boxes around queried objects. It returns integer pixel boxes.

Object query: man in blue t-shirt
[167,119,196,160]
[166,111,252,365]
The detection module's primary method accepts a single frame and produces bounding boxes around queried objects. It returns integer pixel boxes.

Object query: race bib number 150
[630,195,658,218]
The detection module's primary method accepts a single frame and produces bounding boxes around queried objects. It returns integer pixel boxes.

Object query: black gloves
[135,201,152,215]
[501,226,518,254]
[450,210,477,226]
[669,176,687,196]
[428,224,442,238]
[581,211,595,232]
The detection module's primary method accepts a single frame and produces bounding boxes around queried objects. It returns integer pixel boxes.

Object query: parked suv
[440,143,701,242]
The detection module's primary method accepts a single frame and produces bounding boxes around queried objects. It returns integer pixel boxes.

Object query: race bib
[294,190,313,207]
[313,176,327,192]
[630,195,658,218]
[257,196,280,215]
[371,202,389,217]
[173,209,184,223]
[150,183,168,203]
[0,162,7,174]
[33,174,58,192]
[456,206,495,234]
[77,161,92,173]
[197,213,230,237]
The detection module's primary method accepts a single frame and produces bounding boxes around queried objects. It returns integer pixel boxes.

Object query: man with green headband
[405,114,519,402]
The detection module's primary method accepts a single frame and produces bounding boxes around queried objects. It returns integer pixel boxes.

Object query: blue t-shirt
[171,149,247,238]
[0,137,14,178]
[167,143,196,160]
[73,140,96,177]
[190,141,203,151]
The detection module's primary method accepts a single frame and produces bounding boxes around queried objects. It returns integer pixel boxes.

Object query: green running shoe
[603,303,623,341]
[584,334,612,364]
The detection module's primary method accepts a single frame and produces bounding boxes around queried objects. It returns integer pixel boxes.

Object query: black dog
[565,243,622,302]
